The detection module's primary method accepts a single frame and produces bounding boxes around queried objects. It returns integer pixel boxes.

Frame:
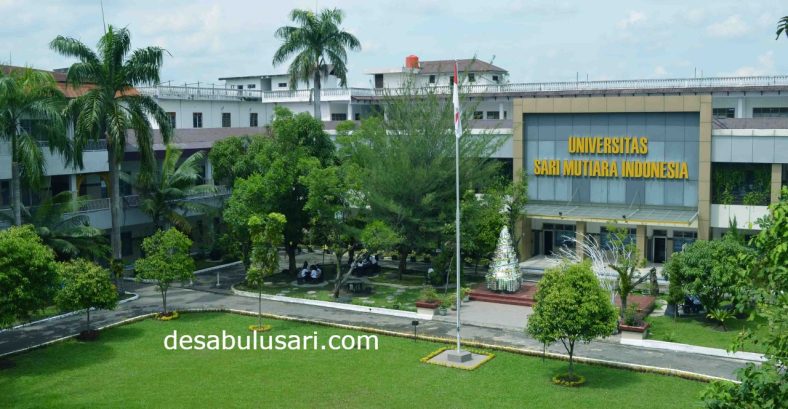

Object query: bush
[623,303,642,326]
[419,287,439,302]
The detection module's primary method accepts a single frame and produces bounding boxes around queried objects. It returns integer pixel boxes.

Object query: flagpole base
[446,349,473,363]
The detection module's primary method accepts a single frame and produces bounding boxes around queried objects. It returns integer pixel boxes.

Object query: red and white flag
[453,61,462,139]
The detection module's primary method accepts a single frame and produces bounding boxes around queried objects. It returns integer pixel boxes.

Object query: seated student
[310,266,322,281]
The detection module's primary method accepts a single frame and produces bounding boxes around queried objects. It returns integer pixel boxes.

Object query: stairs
[468,283,537,307]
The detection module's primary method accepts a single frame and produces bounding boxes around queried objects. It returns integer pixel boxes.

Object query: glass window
[192,113,203,128]
[753,107,788,117]
[247,84,256,89]
[278,82,287,88]
[429,75,436,84]
[473,111,483,120]
[222,113,231,128]
[167,112,176,129]
[250,113,258,127]
[468,73,475,82]
[486,111,500,120]
[331,113,347,121]
[712,108,734,119]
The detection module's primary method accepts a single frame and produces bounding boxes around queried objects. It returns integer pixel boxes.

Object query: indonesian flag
[453,61,461,139]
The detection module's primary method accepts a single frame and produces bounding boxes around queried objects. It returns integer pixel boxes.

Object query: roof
[419,59,507,74]
[1,64,138,98]
[219,65,336,81]
[524,202,699,227]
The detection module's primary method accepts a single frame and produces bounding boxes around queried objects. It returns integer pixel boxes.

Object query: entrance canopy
[524,202,698,227]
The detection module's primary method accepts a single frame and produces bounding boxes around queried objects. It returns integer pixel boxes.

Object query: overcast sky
[1,0,787,87]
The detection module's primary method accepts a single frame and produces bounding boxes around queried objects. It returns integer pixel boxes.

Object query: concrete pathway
[0,282,751,380]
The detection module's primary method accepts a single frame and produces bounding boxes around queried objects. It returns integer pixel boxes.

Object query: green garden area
[0,312,706,409]
[646,315,768,353]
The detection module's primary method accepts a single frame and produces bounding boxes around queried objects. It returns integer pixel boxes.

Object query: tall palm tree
[50,26,172,265]
[0,67,69,226]
[0,191,109,260]
[273,8,361,120]
[123,144,216,234]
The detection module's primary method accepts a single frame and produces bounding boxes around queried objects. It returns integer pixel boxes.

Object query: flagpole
[453,61,462,353]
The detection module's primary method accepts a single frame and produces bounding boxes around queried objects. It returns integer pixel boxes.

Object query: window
[167,112,176,129]
[486,111,500,120]
[503,111,507,119]
[354,113,361,120]
[473,111,483,119]
[278,82,287,88]
[449,76,454,84]
[250,113,258,127]
[492,75,499,83]
[753,107,788,117]
[374,74,383,89]
[331,113,347,121]
[429,75,436,84]
[247,84,256,89]
[712,108,735,119]
[192,112,203,128]
[222,112,231,128]
[236,85,243,90]
[672,231,697,253]
[468,73,475,82]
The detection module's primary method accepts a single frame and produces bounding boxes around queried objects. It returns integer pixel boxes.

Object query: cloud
[617,11,645,30]
[706,15,749,38]
[729,51,774,76]
[653,66,668,76]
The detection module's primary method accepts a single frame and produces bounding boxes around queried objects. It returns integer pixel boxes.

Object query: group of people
[352,253,380,276]
[297,262,323,283]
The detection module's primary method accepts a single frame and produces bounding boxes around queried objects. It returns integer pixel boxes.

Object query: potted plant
[439,294,454,315]
[618,303,650,340]
[415,287,440,316]
[461,287,472,303]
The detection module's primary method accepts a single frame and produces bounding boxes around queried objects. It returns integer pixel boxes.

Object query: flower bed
[248,324,272,332]
[156,311,180,321]
[552,373,586,387]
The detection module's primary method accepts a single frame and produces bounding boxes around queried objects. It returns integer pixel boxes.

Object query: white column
[499,102,504,120]
[736,97,745,118]
[347,102,354,121]
[205,159,213,185]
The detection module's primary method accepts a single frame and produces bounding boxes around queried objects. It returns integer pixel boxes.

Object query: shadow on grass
[552,363,641,391]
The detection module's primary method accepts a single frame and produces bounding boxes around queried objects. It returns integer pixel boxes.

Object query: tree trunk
[162,289,168,314]
[10,161,21,226]
[313,71,322,121]
[86,309,91,331]
[620,292,628,321]
[568,340,575,375]
[333,251,344,298]
[286,244,296,275]
[107,143,123,265]
[397,247,408,281]
[258,280,263,328]
[347,247,355,267]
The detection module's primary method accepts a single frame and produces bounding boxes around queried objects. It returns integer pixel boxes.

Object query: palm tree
[777,16,788,39]
[272,8,361,120]
[123,144,216,234]
[50,26,172,265]
[0,191,109,260]
[0,67,69,226]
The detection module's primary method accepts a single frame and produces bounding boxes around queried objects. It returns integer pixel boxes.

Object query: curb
[0,292,140,334]
[230,285,432,321]
[193,261,243,275]
[621,338,766,362]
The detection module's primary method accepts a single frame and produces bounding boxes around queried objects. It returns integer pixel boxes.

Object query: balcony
[261,87,374,102]
[138,86,263,102]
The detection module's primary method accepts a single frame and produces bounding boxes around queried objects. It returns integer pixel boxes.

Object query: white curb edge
[621,338,766,362]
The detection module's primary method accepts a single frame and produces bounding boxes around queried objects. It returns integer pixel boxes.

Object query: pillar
[205,159,213,185]
[517,217,532,260]
[697,95,712,240]
[665,238,674,261]
[499,102,504,120]
[771,163,782,204]
[735,97,744,118]
[636,225,647,262]
[347,102,354,121]
[69,174,78,200]
[575,221,586,260]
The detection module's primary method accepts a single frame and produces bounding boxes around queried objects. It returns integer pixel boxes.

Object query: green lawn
[646,315,768,353]
[0,312,706,408]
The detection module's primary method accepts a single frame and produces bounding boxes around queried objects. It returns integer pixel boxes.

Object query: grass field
[645,315,768,353]
[0,312,707,408]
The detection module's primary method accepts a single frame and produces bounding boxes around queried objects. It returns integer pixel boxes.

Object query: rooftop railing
[139,75,788,103]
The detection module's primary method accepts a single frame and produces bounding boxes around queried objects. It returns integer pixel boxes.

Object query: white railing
[138,86,263,101]
[139,75,788,104]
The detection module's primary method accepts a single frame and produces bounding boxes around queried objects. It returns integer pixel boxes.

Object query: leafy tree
[222,107,335,273]
[702,188,788,408]
[605,225,648,320]
[339,79,504,278]
[124,144,216,233]
[51,26,172,268]
[247,212,286,329]
[55,259,118,332]
[272,8,361,120]
[301,162,366,297]
[776,16,788,39]
[208,135,255,185]
[0,191,108,260]
[134,229,194,315]
[527,261,617,378]
[458,189,504,274]
[0,67,69,226]
[0,225,58,327]
[663,234,753,314]
[502,171,528,258]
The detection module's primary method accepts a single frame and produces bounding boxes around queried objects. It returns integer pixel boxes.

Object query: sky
[1,0,787,88]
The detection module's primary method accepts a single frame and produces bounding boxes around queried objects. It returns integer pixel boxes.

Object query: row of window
[167,112,259,129]
[234,83,288,89]
[472,111,507,120]
[428,73,500,84]
[713,107,788,119]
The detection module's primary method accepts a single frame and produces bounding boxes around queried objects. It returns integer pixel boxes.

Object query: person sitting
[297,262,309,284]
[310,265,322,282]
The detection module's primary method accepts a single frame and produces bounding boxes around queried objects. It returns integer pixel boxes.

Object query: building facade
[2,57,787,263]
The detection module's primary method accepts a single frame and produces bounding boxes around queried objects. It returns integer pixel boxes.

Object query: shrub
[419,287,439,302]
